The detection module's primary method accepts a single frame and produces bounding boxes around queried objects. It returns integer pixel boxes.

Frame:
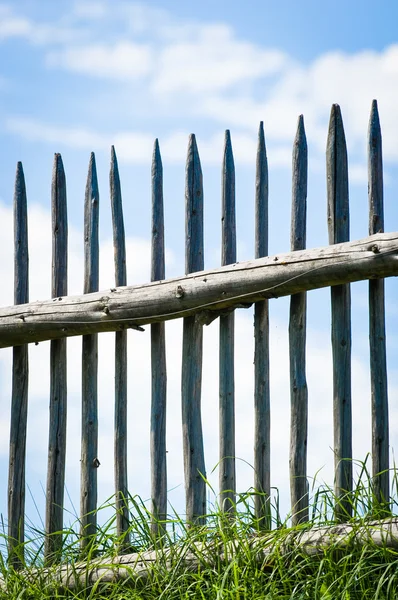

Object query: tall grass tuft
[0,459,397,598]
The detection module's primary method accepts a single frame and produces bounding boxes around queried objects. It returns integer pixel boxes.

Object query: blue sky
[0,0,398,531]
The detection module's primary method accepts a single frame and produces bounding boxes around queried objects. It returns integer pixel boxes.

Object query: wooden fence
[1,100,396,565]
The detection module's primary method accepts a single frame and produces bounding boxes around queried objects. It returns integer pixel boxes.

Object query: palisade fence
[1,100,397,569]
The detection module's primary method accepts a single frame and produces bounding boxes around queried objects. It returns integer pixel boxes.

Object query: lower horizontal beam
[2,517,398,591]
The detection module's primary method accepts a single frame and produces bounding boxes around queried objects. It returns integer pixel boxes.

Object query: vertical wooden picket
[110,146,131,547]
[254,122,271,529]
[45,154,68,563]
[80,153,100,547]
[8,162,29,567]
[326,104,352,521]
[289,116,309,525]
[182,134,206,524]
[219,130,236,513]
[368,99,389,512]
[150,139,168,536]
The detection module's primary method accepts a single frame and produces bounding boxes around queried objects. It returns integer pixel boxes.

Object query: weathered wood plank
[182,134,206,524]
[150,139,167,536]
[219,130,236,513]
[80,153,100,547]
[8,162,29,567]
[289,116,309,526]
[0,232,397,347]
[368,99,389,511]
[45,154,68,564]
[253,122,271,529]
[110,146,130,547]
[326,104,352,521]
[8,517,398,591]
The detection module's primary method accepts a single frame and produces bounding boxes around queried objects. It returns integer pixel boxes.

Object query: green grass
[1,460,398,599]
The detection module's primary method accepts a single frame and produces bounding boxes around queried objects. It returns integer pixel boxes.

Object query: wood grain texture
[368,100,389,511]
[150,139,167,536]
[110,146,130,547]
[80,153,99,547]
[0,232,396,348]
[8,162,29,567]
[253,122,271,528]
[45,154,68,563]
[219,130,236,513]
[182,134,206,524]
[289,116,309,525]
[326,104,352,521]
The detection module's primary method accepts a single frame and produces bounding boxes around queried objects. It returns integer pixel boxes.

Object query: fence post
[326,104,352,521]
[219,130,236,514]
[254,122,271,529]
[8,162,29,568]
[368,99,389,514]
[110,146,131,548]
[80,153,100,548]
[150,140,168,537]
[289,116,309,525]
[182,134,206,525]
[45,154,68,563]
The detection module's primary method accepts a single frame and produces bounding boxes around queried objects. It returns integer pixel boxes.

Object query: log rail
[0,232,397,348]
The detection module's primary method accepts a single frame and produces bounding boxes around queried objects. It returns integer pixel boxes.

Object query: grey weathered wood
[45,154,68,564]
[182,134,206,524]
[110,146,130,547]
[150,139,167,536]
[219,130,236,513]
[289,116,309,525]
[80,153,99,547]
[8,162,29,567]
[368,100,389,511]
[326,104,352,521]
[8,516,398,591]
[254,122,271,529]
[0,232,397,347]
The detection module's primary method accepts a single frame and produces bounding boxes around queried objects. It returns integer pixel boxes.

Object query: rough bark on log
[0,232,397,348]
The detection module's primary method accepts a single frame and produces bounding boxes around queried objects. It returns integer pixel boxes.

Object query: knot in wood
[175,285,185,299]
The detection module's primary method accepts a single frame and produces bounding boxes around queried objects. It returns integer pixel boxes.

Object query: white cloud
[198,46,398,163]
[0,4,87,46]
[0,5,31,40]
[2,3,398,168]
[47,41,153,80]
[44,21,286,92]
[153,24,287,94]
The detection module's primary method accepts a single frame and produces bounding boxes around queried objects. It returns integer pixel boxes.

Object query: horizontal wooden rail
[0,231,397,348]
[3,518,398,591]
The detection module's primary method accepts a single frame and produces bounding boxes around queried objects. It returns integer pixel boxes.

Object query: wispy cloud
[47,41,154,80]
[5,117,294,167]
[2,2,398,170]
[152,24,288,94]
[0,3,88,45]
